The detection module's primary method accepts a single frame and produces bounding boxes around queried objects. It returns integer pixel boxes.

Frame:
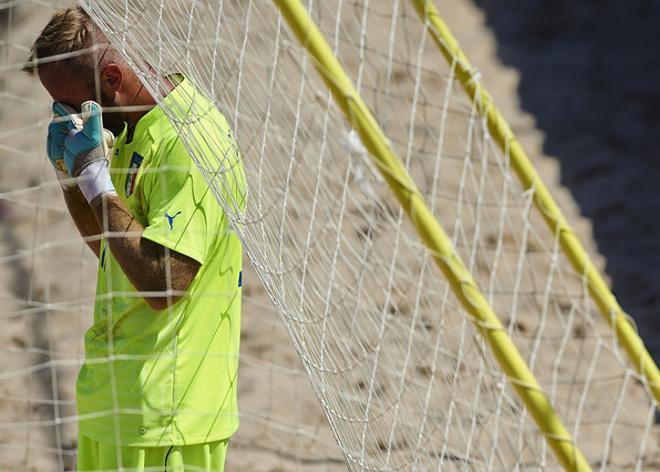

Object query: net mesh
[0,0,658,470]
[1,3,341,470]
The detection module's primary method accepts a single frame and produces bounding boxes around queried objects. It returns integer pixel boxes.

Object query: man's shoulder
[164,78,233,134]
[138,78,238,170]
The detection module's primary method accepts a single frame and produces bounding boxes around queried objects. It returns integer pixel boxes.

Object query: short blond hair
[23,6,111,77]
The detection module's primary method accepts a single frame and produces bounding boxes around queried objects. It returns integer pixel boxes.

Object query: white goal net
[1,0,658,470]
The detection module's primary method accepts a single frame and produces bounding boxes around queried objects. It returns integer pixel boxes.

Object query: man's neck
[124,75,176,127]
[123,76,177,143]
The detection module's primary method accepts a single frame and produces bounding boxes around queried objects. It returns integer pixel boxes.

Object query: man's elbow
[139,253,200,311]
[144,293,183,311]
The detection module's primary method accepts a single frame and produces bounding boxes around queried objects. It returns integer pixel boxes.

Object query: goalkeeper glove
[63,101,117,203]
[48,102,115,191]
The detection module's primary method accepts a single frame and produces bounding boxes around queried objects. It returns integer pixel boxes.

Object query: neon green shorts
[76,434,229,471]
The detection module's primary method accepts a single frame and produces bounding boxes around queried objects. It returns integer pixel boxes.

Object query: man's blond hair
[23,6,112,77]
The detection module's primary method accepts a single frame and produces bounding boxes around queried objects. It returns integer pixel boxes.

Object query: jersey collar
[131,74,196,138]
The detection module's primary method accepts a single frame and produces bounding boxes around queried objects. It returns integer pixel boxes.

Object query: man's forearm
[62,186,102,257]
[91,195,199,310]
[54,102,198,310]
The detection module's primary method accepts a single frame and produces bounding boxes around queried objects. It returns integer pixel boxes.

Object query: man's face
[38,63,125,135]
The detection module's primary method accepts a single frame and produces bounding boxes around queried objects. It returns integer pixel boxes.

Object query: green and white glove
[63,101,117,203]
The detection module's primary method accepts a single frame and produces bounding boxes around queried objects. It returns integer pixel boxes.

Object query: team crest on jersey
[125,152,144,197]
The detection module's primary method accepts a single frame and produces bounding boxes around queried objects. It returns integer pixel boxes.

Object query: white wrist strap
[77,160,117,203]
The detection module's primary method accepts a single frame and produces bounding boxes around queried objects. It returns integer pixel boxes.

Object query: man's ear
[101,64,123,92]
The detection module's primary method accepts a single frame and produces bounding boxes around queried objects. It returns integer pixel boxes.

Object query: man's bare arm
[62,186,102,257]
[92,195,200,311]
[54,101,198,310]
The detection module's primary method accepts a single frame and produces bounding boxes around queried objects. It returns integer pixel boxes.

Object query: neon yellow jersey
[76,76,247,447]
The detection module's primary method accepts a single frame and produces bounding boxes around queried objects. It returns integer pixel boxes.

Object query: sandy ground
[0,0,658,471]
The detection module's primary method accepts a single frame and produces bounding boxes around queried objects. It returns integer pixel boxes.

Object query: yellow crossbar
[272,0,592,470]
[410,0,660,403]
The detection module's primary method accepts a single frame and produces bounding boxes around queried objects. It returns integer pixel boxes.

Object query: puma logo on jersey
[164,211,182,230]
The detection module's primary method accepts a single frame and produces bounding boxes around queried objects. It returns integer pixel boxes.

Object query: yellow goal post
[272,0,592,470]
[409,0,660,403]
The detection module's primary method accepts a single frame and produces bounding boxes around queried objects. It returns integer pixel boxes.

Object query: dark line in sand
[0,199,73,471]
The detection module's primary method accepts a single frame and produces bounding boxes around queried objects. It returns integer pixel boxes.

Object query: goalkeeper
[25,7,246,471]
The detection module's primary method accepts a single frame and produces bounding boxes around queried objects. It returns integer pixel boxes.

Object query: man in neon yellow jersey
[25,7,246,471]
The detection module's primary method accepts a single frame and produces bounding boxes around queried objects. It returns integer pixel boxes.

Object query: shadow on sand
[473,0,660,361]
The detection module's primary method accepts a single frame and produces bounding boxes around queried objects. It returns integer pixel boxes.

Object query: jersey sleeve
[140,136,219,265]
